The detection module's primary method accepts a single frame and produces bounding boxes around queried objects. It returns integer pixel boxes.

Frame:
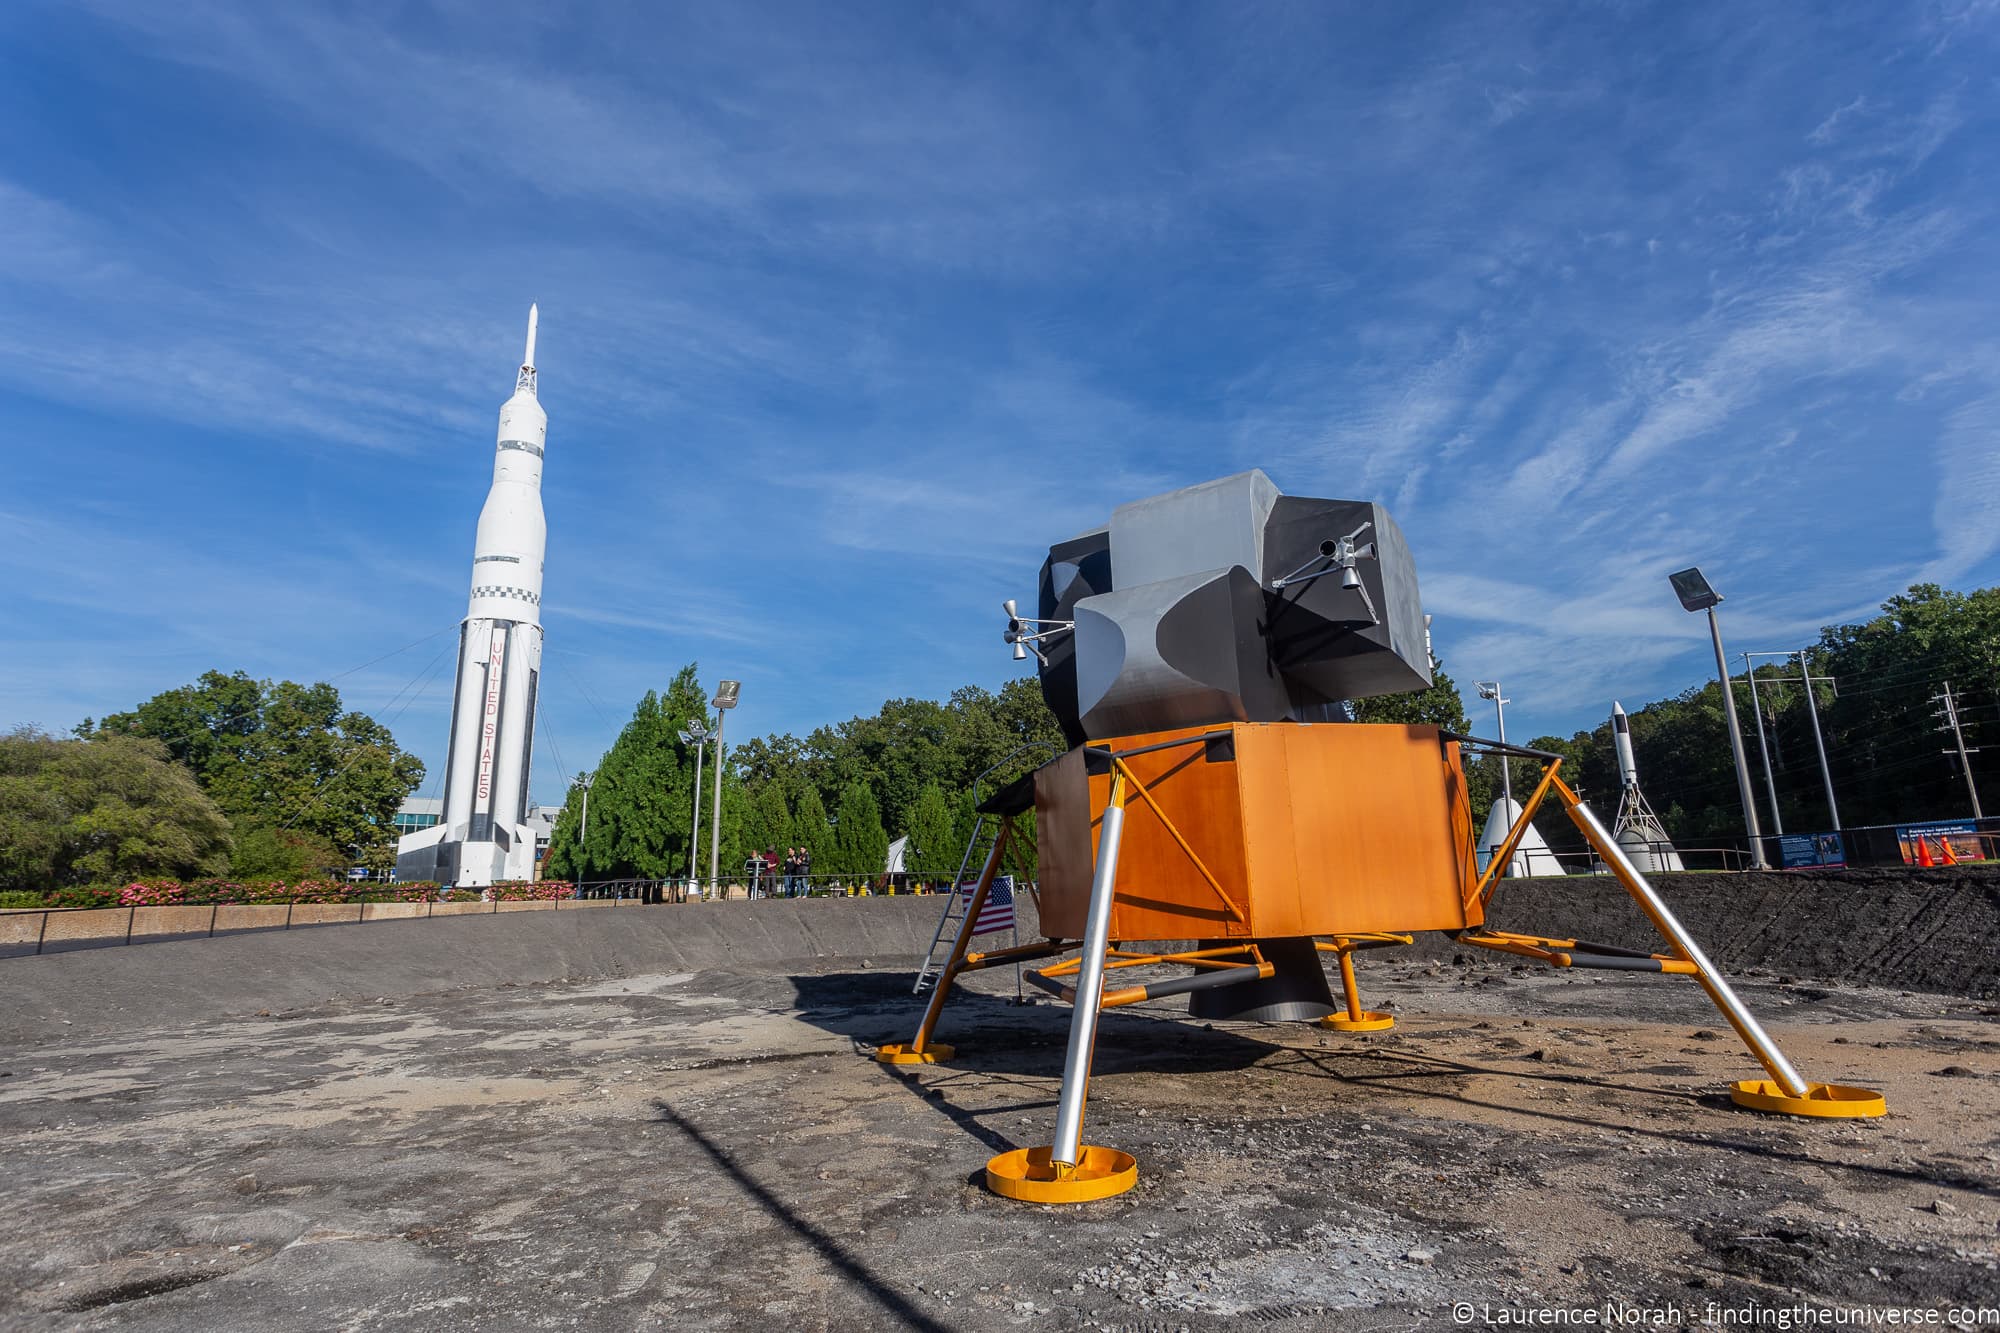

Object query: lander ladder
[912,743,1056,996]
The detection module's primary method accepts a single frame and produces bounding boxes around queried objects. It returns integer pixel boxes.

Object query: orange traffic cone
[1938,837,1959,866]
[1914,836,1935,867]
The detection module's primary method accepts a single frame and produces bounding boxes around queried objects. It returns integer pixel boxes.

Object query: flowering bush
[119,881,185,906]
[17,878,565,909]
[489,880,575,901]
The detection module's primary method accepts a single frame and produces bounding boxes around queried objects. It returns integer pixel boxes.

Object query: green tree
[95,671,422,870]
[1349,665,1470,730]
[229,825,344,880]
[902,782,958,880]
[792,783,832,877]
[545,665,716,880]
[744,782,792,859]
[829,780,888,878]
[0,729,233,888]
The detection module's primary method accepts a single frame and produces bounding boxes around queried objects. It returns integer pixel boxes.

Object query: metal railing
[1477,843,1757,876]
[623,872,986,901]
[0,891,620,959]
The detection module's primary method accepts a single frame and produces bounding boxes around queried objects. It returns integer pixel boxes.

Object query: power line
[282,641,454,833]
[324,624,458,683]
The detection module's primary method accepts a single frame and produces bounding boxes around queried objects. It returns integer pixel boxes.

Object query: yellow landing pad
[1730,1079,1887,1118]
[985,1145,1138,1203]
[1320,1012,1395,1032]
[874,1043,953,1064]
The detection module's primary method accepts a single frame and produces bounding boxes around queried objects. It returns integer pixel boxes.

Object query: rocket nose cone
[1612,700,1626,716]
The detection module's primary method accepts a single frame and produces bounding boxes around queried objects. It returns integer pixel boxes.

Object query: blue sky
[4,1,1998,809]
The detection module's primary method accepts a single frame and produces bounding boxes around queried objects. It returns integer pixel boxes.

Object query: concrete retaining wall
[1470,865,2000,1000]
[0,867,1992,1045]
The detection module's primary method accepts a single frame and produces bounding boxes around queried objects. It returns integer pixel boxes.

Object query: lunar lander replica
[877,471,1885,1205]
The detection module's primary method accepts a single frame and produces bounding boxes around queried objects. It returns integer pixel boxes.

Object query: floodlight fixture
[1669,567,1722,613]
[712,680,741,710]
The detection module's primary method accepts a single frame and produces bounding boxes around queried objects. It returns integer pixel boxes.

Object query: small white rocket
[1612,700,1640,788]
[398,308,549,887]
[1608,700,1684,873]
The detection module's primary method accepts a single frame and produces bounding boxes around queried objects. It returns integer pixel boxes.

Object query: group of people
[744,846,813,897]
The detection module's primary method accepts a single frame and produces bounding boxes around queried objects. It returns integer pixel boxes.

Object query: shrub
[489,880,575,901]
[119,881,186,906]
[6,878,562,908]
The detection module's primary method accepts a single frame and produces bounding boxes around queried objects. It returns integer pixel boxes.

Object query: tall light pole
[679,719,711,895]
[707,680,740,892]
[577,770,595,845]
[1741,656,1783,835]
[1475,680,1512,818]
[1669,568,1768,870]
[1797,649,1841,831]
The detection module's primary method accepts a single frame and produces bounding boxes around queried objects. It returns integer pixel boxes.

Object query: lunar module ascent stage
[876,470,1885,1205]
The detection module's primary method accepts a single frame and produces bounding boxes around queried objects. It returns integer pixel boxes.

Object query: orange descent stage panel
[1035,722,1482,942]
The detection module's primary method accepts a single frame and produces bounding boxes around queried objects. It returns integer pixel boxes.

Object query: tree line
[2,671,423,891]
[1512,583,1999,857]
[546,583,1998,880]
[8,582,1991,893]
[540,666,1064,882]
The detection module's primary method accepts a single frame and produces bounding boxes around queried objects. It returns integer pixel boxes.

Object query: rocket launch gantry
[397,308,550,888]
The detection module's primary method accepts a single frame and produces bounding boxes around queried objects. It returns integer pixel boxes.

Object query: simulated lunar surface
[0,897,1994,1330]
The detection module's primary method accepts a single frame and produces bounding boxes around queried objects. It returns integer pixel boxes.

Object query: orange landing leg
[985,1145,1138,1202]
[1730,1080,1887,1118]
[1318,944,1395,1032]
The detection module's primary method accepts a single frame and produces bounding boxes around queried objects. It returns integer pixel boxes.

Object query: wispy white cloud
[6,0,2000,785]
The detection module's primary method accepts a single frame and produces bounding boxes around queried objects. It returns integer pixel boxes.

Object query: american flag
[965,875,1015,935]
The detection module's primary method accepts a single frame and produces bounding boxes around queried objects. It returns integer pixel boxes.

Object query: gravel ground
[0,950,1995,1331]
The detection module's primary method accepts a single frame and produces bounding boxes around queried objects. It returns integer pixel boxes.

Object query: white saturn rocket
[1609,701,1684,873]
[397,308,549,887]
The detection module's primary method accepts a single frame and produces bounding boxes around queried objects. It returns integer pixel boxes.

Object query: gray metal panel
[1108,470,1279,590]
[1027,471,1431,739]
[1073,566,1288,739]
[1036,527,1112,747]
[1261,498,1430,706]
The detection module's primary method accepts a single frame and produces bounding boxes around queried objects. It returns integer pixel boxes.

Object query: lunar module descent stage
[875,471,1885,1205]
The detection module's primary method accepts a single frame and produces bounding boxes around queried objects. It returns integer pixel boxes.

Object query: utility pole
[1742,655,1784,835]
[1797,649,1841,831]
[1932,681,1984,819]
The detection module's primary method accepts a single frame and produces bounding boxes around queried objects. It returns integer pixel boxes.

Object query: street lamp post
[679,720,711,897]
[577,771,595,845]
[1668,568,1769,870]
[708,681,740,893]
[1475,680,1512,815]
